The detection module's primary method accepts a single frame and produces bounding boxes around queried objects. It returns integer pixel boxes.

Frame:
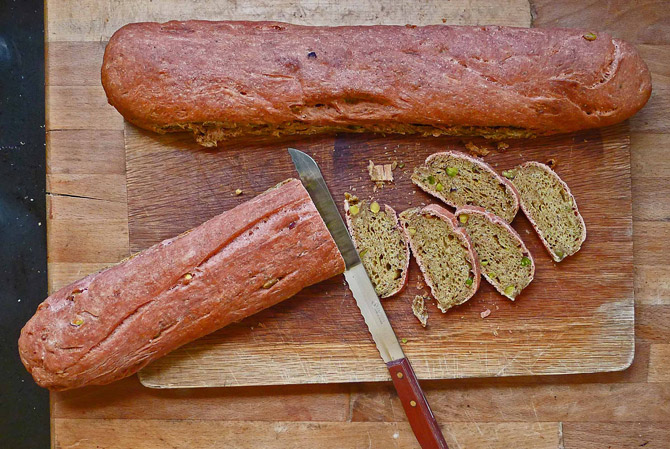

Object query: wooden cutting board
[125,122,634,388]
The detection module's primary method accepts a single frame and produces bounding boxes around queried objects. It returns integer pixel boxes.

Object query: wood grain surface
[44,0,670,447]
[127,122,634,388]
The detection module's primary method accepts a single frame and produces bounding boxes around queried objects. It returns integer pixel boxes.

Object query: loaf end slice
[412,151,520,222]
[344,195,410,298]
[455,206,534,300]
[399,205,480,312]
[506,162,586,262]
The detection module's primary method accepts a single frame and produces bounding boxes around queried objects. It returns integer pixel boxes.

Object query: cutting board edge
[137,334,635,389]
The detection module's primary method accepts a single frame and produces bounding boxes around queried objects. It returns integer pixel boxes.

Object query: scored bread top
[455,205,535,300]
[344,196,410,298]
[19,179,345,390]
[102,21,651,146]
[400,204,480,312]
[413,151,520,222]
[507,161,586,262]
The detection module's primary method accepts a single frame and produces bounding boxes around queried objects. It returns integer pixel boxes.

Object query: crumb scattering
[497,142,510,151]
[481,309,491,319]
[412,295,429,327]
[465,141,490,156]
[368,160,394,182]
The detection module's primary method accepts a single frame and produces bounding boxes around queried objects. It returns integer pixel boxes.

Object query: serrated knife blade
[287,147,404,363]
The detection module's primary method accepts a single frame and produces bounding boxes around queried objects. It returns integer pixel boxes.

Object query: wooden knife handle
[387,358,448,449]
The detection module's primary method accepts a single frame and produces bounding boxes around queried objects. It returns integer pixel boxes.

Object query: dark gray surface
[0,0,49,447]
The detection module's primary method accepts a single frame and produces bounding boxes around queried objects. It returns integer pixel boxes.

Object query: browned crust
[455,205,535,300]
[102,21,652,147]
[18,179,345,390]
[401,204,481,312]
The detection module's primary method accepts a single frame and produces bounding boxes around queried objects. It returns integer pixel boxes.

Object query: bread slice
[412,151,520,222]
[344,195,410,298]
[399,205,480,312]
[455,206,535,300]
[505,162,586,262]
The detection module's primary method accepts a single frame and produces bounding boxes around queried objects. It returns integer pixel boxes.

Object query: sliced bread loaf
[344,195,410,298]
[412,151,520,222]
[399,205,480,312]
[455,206,535,300]
[505,162,586,262]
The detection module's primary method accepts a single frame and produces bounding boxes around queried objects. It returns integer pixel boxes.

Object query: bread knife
[289,148,448,449]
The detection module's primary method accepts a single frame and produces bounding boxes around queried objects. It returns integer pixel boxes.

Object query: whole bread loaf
[102,21,651,147]
[19,179,345,390]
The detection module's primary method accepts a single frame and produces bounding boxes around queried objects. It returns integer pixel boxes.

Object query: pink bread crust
[403,204,481,312]
[102,21,652,146]
[19,179,345,391]
[455,205,535,300]
[343,199,410,298]
[516,161,587,262]
[419,150,520,221]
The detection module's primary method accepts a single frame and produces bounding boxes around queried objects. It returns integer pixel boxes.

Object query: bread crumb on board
[465,141,490,156]
[497,142,510,151]
[480,308,491,319]
[412,295,430,327]
[368,160,394,182]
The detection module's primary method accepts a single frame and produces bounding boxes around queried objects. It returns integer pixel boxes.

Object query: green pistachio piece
[349,204,360,215]
[446,167,458,177]
[465,277,473,287]
[370,202,381,214]
[520,256,531,267]
[435,183,444,192]
[262,278,279,289]
[504,285,515,297]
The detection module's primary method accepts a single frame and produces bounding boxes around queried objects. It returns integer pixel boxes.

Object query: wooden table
[46,1,670,447]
